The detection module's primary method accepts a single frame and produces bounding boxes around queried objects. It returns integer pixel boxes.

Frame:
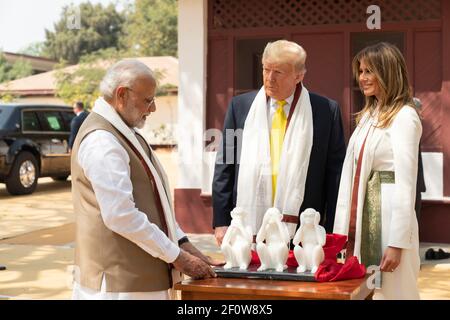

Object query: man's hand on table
[172,249,217,280]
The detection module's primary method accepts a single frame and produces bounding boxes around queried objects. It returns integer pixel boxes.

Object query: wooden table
[174,276,374,300]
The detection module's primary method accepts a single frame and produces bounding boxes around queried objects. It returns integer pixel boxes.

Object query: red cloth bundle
[313,234,366,282]
[314,255,366,282]
[250,233,366,282]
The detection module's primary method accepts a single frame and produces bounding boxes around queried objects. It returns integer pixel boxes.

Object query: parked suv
[0,104,75,195]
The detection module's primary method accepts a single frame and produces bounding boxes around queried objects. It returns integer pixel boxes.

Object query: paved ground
[1,153,449,299]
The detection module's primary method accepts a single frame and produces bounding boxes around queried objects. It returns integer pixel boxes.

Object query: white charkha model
[221,207,253,270]
[256,208,290,272]
[293,208,326,274]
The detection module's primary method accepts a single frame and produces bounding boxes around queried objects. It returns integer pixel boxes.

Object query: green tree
[19,42,48,57]
[0,52,32,102]
[0,51,33,83]
[0,53,10,83]
[54,48,170,107]
[54,48,124,107]
[8,59,33,80]
[121,0,177,57]
[44,2,125,64]
[0,87,16,102]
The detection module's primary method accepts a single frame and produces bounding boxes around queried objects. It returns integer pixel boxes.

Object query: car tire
[52,175,69,182]
[5,151,39,195]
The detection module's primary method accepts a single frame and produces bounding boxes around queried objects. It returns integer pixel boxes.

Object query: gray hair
[100,59,155,100]
[262,40,307,73]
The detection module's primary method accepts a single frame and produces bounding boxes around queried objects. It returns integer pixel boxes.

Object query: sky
[0,0,126,53]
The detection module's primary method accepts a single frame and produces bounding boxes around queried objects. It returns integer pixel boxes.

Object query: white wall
[177,0,208,189]
[141,95,178,145]
[421,152,445,200]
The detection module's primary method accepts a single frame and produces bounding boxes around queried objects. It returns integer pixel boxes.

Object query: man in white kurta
[71,60,218,300]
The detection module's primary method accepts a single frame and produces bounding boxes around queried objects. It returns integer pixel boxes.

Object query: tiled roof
[0,56,178,95]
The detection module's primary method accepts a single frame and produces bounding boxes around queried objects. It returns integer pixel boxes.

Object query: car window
[61,111,76,129]
[22,111,42,131]
[0,106,16,130]
[40,111,65,132]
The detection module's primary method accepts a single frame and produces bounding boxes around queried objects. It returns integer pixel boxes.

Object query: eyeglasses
[126,87,155,109]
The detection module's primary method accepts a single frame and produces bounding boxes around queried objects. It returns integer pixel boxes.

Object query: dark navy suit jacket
[212,90,346,233]
[69,111,89,149]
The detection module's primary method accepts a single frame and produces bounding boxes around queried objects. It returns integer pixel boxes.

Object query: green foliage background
[1,0,178,105]
[0,52,33,102]
[0,52,33,83]
[43,2,125,65]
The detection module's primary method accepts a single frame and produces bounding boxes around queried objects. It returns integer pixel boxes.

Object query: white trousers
[71,276,170,300]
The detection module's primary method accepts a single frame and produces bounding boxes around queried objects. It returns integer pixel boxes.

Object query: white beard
[135,117,146,129]
[126,100,147,129]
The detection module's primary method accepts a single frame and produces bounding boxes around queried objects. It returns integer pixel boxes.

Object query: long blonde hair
[352,42,417,128]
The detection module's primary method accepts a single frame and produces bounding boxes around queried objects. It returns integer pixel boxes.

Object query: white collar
[269,92,295,109]
[92,97,136,136]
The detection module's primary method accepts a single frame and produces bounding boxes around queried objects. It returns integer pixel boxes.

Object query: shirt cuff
[160,243,181,264]
[175,223,187,241]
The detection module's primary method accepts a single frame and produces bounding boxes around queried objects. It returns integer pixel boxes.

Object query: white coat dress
[333,105,421,300]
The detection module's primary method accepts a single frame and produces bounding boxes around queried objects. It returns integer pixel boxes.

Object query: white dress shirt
[72,129,185,300]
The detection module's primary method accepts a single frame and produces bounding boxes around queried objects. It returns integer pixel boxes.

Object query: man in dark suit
[212,40,346,245]
[69,101,89,151]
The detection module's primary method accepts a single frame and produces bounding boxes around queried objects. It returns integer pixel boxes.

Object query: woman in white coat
[333,42,421,299]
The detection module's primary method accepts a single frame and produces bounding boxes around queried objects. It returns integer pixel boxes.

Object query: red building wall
[176,0,450,242]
